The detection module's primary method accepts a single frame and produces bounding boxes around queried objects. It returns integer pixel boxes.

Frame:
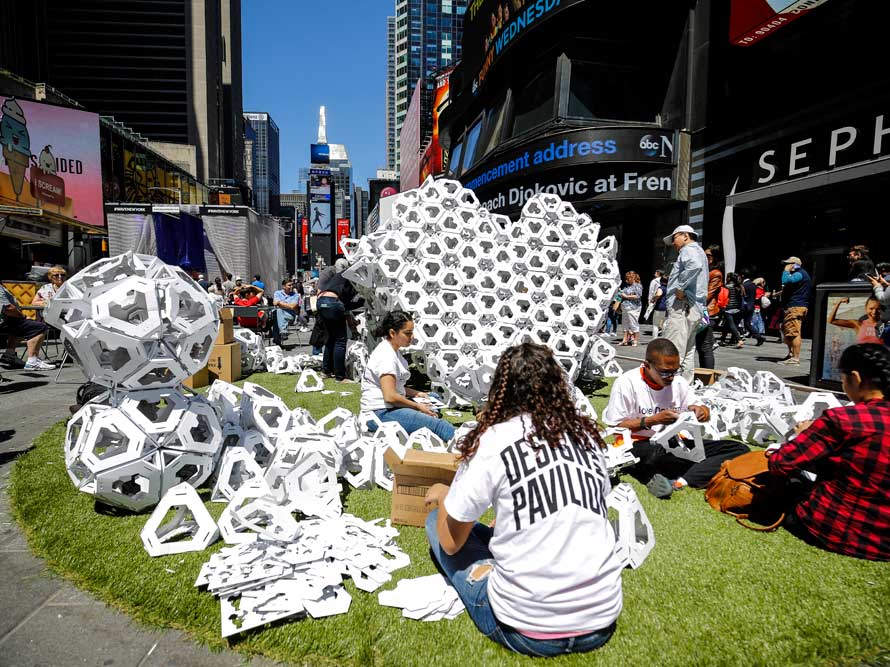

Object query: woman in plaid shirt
[769,343,890,561]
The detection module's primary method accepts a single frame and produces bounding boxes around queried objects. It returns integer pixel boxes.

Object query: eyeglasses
[49,273,66,278]
[647,362,679,378]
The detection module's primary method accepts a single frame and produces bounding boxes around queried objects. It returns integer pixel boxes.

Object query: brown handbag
[704,450,787,531]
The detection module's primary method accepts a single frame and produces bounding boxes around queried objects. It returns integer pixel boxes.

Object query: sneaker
[646,474,674,499]
[24,358,55,371]
[1,352,25,368]
[777,357,800,365]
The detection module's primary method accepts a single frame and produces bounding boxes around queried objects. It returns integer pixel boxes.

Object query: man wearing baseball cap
[660,224,709,382]
[776,255,811,365]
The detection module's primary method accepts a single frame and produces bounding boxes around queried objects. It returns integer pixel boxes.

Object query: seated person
[271,277,303,345]
[232,285,266,329]
[32,265,67,306]
[602,337,748,498]
[360,310,455,441]
[0,284,54,370]
[768,343,890,561]
[424,342,622,657]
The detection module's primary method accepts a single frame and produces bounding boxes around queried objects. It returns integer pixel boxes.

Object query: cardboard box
[384,448,460,527]
[207,342,242,383]
[694,368,724,386]
[215,308,234,345]
[183,366,210,389]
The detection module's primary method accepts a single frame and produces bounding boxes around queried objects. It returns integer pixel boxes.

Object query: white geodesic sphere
[44,251,219,389]
[341,178,621,405]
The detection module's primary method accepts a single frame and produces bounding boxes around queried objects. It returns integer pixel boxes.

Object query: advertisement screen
[309,171,332,201]
[302,217,309,253]
[336,218,351,250]
[311,143,330,164]
[730,0,833,46]
[367,179,400,215]
[0,96,103,226]
[461,0,585,95]
[421,68,452,182]
[310,201,331,234]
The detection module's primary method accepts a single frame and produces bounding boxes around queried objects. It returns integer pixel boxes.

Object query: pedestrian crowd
[605,230,890,376]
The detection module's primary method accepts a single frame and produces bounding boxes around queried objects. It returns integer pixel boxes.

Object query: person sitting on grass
[423,342,622,657]
[360,310,455,441]
[0,283,54,370]
[768,343,890,561]
[601,337,749,498]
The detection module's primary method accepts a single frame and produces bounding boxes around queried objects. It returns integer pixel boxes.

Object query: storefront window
[511,66,556,137]
[480,95,507,158]
[460,117,484,174]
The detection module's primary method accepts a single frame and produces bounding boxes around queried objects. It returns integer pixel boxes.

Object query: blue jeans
[317,296,347,379]
[275,308,296,339]
[425,510,616,656]
[373,407,456,441]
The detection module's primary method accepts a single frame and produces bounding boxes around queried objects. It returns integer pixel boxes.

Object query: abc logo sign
[639,134,673,159]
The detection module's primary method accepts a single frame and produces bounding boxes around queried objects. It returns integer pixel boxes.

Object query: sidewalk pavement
[0,363,277,667]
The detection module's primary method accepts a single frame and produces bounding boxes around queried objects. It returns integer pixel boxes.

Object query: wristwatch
[640,416,647,430]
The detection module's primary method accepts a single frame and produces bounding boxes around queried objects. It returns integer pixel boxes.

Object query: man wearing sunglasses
[602,338,748,498]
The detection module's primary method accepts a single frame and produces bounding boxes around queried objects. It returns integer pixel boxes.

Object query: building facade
[353,185,369,237]
[385,15,398,171]
[441,1,691,273]
[0,0,245,187]
[392,0,466,173]
[329,144,354,231]
[244,112,280,214]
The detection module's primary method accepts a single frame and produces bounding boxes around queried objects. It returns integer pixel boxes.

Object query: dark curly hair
[373,310,413,339]
[839,343,890,398]
[457,342,605,460]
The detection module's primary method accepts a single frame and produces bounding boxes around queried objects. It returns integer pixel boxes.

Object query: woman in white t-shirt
[360,310,455,441]
[423,342,623,657]
[31,265,67,307]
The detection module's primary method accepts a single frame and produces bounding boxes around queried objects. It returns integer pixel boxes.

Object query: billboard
[336,218,351,250]
[309,170,332,201]
[730,0,834,46]
[421,68,453,182]
[367,178,400,215]
[0,96,103,226]
[311,143,330,164]
[461,0,586,95]
[310,201,331,234]
[302,217,309,254]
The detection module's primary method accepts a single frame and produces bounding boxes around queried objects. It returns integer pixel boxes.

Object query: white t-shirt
[601,366,697,438]
[360,341,410,411]
[444,414,623,634]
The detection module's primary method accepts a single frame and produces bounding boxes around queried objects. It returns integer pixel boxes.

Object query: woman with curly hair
[768,343,890,561]
[423,342,622,656]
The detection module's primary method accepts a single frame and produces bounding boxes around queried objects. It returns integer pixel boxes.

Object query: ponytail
[373,310,413,339]
[838,343,890,398]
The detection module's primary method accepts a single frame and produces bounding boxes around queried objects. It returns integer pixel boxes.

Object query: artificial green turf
[9,375,890,667]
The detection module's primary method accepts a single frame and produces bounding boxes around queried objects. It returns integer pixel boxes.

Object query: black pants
[695,323,715,369]
[317,296,347,379]
[722,310,743,344]
[629,439,750,488]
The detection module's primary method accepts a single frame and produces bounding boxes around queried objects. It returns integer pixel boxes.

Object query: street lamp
[148,186,182,204]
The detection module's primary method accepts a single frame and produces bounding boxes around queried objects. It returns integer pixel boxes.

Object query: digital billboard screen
[310,201,331,234]
[0,96,103,226]
[421,68,453,182]
[461,0,585,95]
[311,143,330,164]
[309,170,332,201]
[367,179,400,215]
[730,0,833,46]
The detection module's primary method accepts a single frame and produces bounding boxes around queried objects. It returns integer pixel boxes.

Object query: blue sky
[242,1,390,193]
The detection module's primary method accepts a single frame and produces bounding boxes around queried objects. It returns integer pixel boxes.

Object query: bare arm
[424,483,475,555]
[829,297,859,331]
[380,375,436,416]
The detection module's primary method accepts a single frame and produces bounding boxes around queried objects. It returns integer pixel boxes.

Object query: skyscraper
[243,112,280,214]
[390,0,466,173]
[329,144,353,231]
[0,0,245,185]
[385,16,398,171]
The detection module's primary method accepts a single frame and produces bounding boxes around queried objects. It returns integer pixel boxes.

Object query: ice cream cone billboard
[0,96,102,226]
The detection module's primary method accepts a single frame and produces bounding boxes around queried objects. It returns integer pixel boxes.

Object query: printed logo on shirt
[501,438,607,531]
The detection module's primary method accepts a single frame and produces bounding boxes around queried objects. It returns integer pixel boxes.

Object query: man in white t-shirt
[602,338,748,498]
